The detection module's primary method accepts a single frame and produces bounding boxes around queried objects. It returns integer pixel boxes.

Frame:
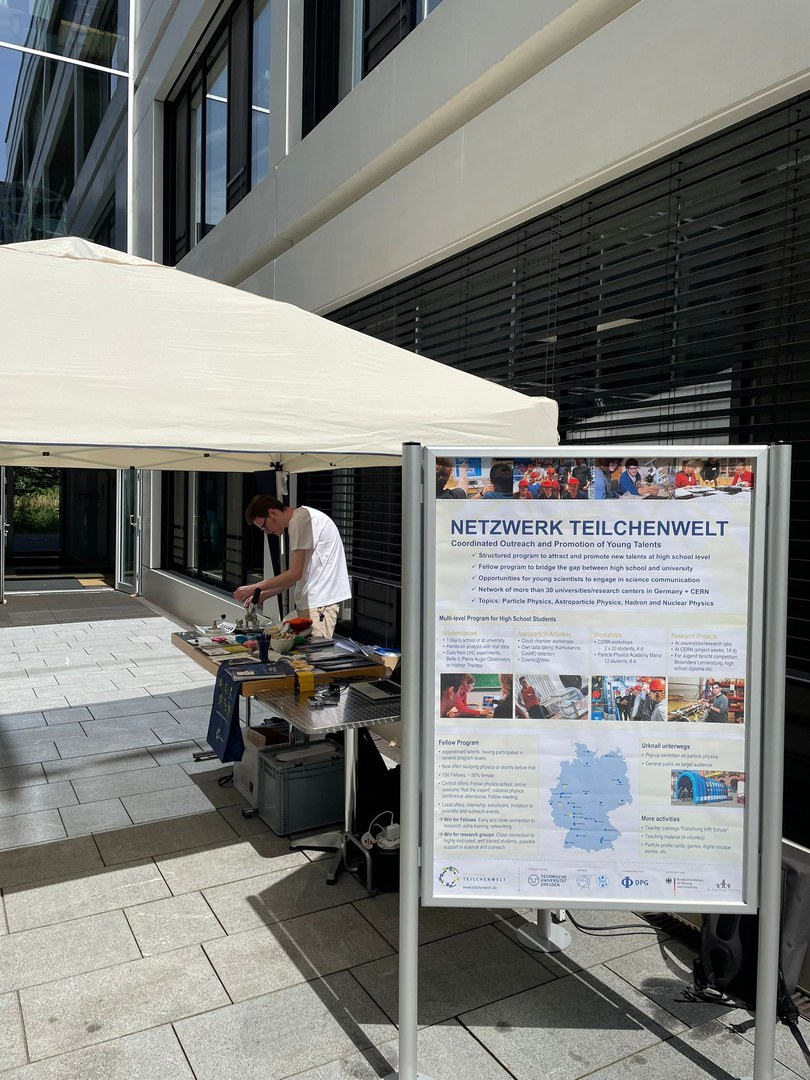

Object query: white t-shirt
[287,506,351,610]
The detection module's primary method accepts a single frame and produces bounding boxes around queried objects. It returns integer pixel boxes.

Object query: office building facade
[0,2,131,581]
[2,2,809,851]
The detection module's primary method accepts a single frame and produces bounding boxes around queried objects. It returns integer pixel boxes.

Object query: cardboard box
[234,723,291,804]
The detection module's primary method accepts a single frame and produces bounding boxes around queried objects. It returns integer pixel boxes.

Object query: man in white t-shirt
[234,496,351,638]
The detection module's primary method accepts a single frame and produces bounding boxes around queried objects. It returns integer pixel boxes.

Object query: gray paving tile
[0,833,104,888]
[353,923,553,1027]
[0,741,59,766]
[71,763,194,803]
[86,696,178,720]
[582,1019,801,1079]
[216,803,272,836]
[20,944,230,1061]
[151,717,210,744]
[0,781,77,819]
[80,712,176,739]
[175,970,397,1080]
[0,1026,195,1080]
[203,858,367,934]
[150,741,204,766]
[64,687,149,707]
[0,909,138,994]
[42,706,93,725]
[155,836,305,895]
[5,860,170,932]
[142,680,201,695]
[0,990,27,1072]
[461,964,687,1080]
[352,890,501,948]
[497,909,669,974]
[42,747,158,783]
[168,705,212,725]
[171,686,220,709]
[204,901,394,1002]
[94,810,238,865]
[54,730,161,758]
[603,939,732,1028]
[28,695,69,710]
[191,775,245,808]
[0,711,46,732]
[0,694,42,716]
[290,1019,514,1080]
[125,891,225,955]
[0,722,84,747]
[0,809,66,850]
[0,763,46,792]
[60,798,133,836]
[0,675,58,692]
[121,785,214,823]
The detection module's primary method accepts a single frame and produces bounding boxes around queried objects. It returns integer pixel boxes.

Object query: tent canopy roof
[0,238,557,472]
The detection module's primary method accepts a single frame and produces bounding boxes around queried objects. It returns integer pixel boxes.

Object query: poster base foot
[517,910,572,953]
[382,1074,434,1079]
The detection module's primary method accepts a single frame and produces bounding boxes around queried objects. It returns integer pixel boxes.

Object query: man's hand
[234,584,257,604]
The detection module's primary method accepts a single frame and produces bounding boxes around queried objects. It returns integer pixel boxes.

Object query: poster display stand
[393,443,789,1080]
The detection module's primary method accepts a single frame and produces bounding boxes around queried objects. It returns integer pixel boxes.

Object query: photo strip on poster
[427,450,758,909]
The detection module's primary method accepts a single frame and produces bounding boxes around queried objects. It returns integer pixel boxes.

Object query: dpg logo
[438,866,461,888]
[621,876,649,889]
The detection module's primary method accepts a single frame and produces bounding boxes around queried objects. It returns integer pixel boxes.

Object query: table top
[256,686,401,735]
[171,632,387,696]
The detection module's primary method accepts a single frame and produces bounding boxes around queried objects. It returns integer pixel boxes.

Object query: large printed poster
[428,452,755,908]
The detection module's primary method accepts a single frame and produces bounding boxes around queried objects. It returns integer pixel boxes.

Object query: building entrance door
[0,468,6,606]
[115,469,141,594]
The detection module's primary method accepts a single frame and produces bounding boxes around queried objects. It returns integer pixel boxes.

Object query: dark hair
[441,674,462,695]
[624,458,638,468]
[435,457,454,496]
[244,494,285,524]
[490,462,514,493]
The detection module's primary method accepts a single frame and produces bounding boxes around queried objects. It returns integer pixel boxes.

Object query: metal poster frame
[397,442,788,1080]
[421,444,770,915]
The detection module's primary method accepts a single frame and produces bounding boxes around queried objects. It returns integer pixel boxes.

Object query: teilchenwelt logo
[621,876,649,889]
[438,866,460,888]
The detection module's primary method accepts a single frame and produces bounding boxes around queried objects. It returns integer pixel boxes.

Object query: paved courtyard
[0,587,806,1078]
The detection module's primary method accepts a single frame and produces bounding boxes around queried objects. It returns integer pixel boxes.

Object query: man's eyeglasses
[255,515,269,530]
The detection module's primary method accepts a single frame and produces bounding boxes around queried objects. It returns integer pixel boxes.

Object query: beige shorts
[297,605,339,639]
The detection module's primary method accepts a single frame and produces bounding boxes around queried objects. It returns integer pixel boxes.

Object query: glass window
[190,73,203,243]
[198,473,226,584]
[0,43,125,245]
[166,0,275,263]
[0,0,129,71]
[251,0,270,187]
[362,0,416,78]
[161,470,274,592]
[204,38,228,235]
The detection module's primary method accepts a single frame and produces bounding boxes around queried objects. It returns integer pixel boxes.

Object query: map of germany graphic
[550,744,632,851]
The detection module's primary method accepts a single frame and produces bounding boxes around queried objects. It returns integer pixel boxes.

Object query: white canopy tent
[0,238,558,471]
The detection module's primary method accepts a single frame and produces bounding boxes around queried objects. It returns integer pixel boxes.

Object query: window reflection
[0,0,128,71]
[190,73,203,242]
[166,0,272,263]
[204,39,227,234]
[252,0,271,186]
[0,42,125,246]
[251,0,270,187]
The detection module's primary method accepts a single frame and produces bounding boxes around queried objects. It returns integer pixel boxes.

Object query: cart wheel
[242,807,258,818]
